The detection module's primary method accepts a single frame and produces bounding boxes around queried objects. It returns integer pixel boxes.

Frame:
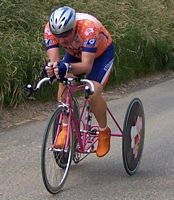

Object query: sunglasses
[54,29,73,38]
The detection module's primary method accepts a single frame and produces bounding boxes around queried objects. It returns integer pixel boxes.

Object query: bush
[0,0,55,107]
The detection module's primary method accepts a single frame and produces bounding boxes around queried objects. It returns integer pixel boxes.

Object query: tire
[71,97,81,164]
[122,98,145,175]
[41,106,73,194]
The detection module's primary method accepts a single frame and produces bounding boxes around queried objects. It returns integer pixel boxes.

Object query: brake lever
[24,84,33,97]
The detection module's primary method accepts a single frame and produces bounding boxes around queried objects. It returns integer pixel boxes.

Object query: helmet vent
[61,17,65,22]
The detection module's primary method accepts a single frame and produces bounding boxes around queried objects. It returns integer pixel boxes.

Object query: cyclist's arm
[70,51,96,75]
[44,48,61,78]
[44,22,61,62]
[47,48,61,62]
[69,34,98,75]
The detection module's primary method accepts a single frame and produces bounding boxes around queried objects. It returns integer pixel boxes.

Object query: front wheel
[122,98,145,175]
[41,105,73,194]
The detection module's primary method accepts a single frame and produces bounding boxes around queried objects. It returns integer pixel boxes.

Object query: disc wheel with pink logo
[122,97,145,175]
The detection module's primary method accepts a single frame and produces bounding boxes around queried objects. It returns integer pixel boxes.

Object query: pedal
[90,129,99,135]
[48,147,68,152]
[90,149,96,153]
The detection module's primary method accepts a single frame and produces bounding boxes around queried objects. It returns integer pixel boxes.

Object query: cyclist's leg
[90,81,107,128]
[88,42,114,128]
[87,42,115,157]
[90,81,111,157]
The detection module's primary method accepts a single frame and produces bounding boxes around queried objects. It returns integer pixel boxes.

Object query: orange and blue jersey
[44,12,115,86]
[44,13,113,59]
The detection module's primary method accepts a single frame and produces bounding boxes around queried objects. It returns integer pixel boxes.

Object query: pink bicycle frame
[54,80,123,153]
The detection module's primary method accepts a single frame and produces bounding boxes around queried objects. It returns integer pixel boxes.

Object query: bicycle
[25,76,145,194]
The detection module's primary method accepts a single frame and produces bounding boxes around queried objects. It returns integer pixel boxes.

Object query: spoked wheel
[41,106,73,194]
[122,98,145,175]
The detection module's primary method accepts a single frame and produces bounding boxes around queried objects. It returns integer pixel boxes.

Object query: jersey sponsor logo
[84,38,97,48]
[44,39,53,46]
[104,59,114,71]
[85,28,94,36]
[44,28,52,35]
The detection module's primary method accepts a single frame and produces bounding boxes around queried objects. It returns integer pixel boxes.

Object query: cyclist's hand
[53,63,59,79]
[45,62,55,77]
[56,61,71,79]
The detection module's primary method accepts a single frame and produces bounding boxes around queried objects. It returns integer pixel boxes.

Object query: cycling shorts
[63,42,115,86]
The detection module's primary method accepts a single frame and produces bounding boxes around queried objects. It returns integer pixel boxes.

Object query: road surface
[1,79,174,200]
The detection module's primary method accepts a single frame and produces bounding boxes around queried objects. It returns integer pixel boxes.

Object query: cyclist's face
[55,29,75,46]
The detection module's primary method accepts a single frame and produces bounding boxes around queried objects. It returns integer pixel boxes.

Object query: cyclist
[44,6,115,157]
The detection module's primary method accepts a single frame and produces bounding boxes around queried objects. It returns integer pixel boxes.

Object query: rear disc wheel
[122,98,145,175]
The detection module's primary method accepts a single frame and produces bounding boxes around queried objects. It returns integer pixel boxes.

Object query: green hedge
[0,0,174,107]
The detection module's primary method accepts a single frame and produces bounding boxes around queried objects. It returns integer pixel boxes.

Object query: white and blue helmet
[49,6,76,35]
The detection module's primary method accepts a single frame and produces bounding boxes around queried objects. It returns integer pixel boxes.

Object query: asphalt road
[1,79,174,200]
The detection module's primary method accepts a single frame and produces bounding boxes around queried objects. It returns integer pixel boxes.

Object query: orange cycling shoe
[96,127,111,157]
[54,126,67,149]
